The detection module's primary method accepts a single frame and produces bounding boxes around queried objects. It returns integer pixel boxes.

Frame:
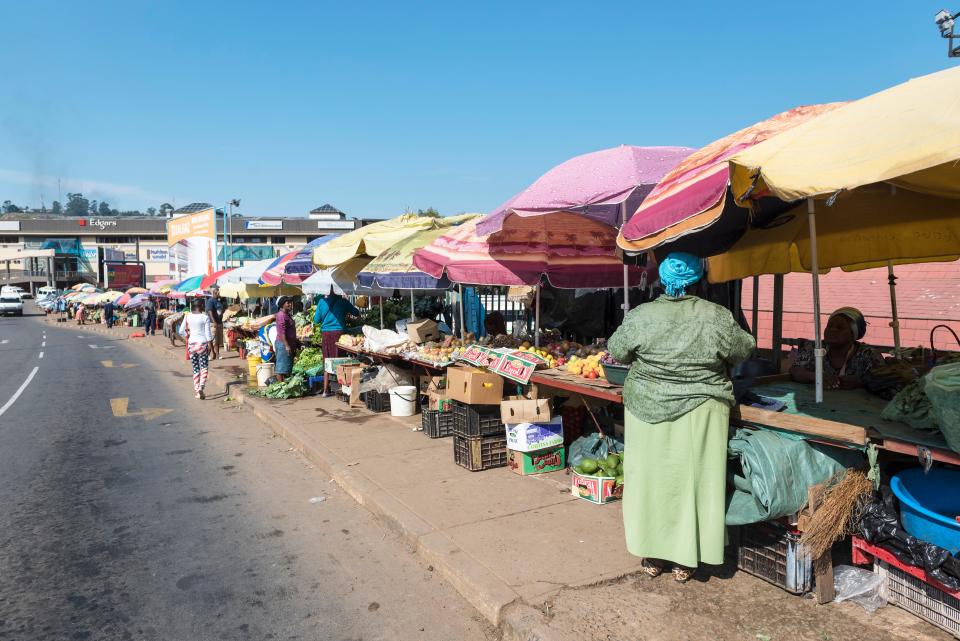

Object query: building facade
[0,205,361,289]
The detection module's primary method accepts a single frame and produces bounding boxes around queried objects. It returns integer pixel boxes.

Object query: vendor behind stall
[607,252,755,583]
[314,288,360,397]
[789,307,883,390]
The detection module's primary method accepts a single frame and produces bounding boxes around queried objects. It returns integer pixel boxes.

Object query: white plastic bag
[362,325,408,353]
[833,565,886,613]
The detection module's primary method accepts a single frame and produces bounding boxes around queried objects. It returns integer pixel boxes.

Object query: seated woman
[790,307,884,390]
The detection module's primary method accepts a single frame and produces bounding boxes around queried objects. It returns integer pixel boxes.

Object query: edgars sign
[79,218,119,229]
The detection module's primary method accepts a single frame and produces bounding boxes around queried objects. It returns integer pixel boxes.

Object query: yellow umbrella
[729,65,960,204]
[313,213,476,268]
[218,282,301,300]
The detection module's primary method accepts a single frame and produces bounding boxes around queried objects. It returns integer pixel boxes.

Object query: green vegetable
[250,373,309,399]
[292,347,324,376]
[579,458,599,474]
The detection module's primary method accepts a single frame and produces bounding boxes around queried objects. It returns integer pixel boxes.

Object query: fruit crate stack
[421,405,454,438]
[451,401,507,471]
[736,522,812,595]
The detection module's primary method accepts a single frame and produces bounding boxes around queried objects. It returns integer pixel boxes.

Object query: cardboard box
[457,345,504,368]
[407,319,441,344]
[336,363,364,386]
[338,366,364,408]
[500,397,552,424]
[428,390,452,412]
[505,416,563,452]
[507,446,565,476]
[420,375,446,394]
[446,366,503,405]
[326,356,358,375]
[571,470,620,504]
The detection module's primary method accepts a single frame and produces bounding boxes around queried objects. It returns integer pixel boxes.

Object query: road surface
[0,309,497,641]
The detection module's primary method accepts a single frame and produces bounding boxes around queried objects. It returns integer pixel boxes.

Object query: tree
[146,207,157,216]
[65,193,90,217]
[98,201,113,217]
[2,200,21,213]
[159,203,174,216]
[416,207,440,217]
[51,200,62,215]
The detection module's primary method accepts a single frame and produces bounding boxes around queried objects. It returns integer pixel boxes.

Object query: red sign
[105,262,144,290]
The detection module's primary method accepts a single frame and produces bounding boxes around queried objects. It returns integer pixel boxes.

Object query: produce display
[250,372,309,399]
[292,347,324,376]
[409,336,467,365]
[338,334,365,349]
[572,452,625,488]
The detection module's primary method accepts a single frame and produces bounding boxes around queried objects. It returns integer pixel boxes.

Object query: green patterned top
[608,295,756,424]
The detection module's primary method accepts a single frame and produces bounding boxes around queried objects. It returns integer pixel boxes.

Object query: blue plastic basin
[890,468,960,555]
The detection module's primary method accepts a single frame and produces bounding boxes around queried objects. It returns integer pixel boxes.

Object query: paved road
[0,310,497,641]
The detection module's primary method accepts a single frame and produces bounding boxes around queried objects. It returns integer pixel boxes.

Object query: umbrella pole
[459,284,466,339]
[807,198,824,403]
[379,297,384,330]
[622,264,630,315]
[409,289,415,321]
[534,284,541,348]
[887,261,901,357]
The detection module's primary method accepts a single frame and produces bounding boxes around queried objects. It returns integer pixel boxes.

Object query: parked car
[0,295,24,316]
[37,286,58,298]
[1,285,32,299]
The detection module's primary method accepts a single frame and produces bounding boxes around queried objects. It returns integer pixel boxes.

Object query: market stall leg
[807,198,824,403]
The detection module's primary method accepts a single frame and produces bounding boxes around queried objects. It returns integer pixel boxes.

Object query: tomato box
[507,446,565,476]
[457,345,504,368]
[571,470,620,504]
[491,351,542,384]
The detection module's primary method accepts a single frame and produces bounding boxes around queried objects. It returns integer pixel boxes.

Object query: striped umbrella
[260,236,339,286]
[413,214,648,288]
[173,274,204,292]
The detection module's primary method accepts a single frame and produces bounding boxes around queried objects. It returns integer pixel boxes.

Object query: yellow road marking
[101,360,137,369]
[109,397,173,422]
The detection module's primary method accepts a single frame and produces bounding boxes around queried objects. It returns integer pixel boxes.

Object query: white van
[0,285,24,299]
[37,286,58,298]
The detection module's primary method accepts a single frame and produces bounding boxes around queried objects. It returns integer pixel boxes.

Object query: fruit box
[446,366,503,405]
[407,319,441,344]
[457,345,504,368]
[571,470,619,504]
[325,357,358,375]
[428,390,452,412]
[505,416,563,452]
[491,351,541,384]
[507,446,565,476]
[500,397,552,424]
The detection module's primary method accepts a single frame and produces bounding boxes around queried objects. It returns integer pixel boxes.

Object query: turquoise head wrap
[658,252,704,297]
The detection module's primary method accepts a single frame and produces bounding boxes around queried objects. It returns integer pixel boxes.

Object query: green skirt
[622,398,729,568]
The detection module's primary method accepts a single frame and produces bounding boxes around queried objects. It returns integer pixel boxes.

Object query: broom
[800,468,874,559]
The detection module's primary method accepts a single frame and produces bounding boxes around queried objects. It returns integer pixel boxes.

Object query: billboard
[105,262,145,290]
[166,208,217,280]
[244,220,283,230]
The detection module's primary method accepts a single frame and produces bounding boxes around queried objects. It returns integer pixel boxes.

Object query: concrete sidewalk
[58,319,642,630]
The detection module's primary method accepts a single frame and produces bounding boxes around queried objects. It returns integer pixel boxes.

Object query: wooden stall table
[529,368,624,404]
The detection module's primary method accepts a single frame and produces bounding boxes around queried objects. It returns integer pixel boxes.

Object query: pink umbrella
[476,145,693,236]
[116,294,132,307]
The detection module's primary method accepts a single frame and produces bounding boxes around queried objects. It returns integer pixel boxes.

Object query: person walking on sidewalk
[103,300,115,328]
[313,288,360,397]
[143,297,157,336]
[274,296,300,383]
[205,286,225,360]
[607,252,755,583]
[182,298,214,400]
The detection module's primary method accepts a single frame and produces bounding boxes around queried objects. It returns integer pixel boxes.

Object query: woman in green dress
[607,252,755,582]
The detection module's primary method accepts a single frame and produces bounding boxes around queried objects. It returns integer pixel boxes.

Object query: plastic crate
[737,523,813,595]
[877,561,960,637]
[451,401,503,438]
[365,391,392,413]
[453,434,508,471]
[422,406,454,438]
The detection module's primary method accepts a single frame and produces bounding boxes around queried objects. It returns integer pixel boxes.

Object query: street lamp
[935,9,960,56]
[225,199,241,266]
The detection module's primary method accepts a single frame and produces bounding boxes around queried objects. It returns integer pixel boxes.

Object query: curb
[56,320,574,639]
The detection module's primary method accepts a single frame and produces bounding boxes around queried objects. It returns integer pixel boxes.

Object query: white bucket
[256,362,275,388]
[389,385,418,417]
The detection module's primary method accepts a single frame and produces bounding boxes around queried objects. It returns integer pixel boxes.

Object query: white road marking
[0,366,39,419]
[88,344,115,350]
[0,339,8,345]
[38,351,44,359]
[41,341,46,347]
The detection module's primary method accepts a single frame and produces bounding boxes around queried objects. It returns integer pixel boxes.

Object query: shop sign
[80,218,119,229]
[146,248,169,262]
[318,220,355,229]
[0,221,20,231]
[244,220,283,230]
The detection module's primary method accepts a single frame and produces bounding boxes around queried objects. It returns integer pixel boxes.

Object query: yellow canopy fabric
[708,184,960,282]
[729,66,960,204]
[218,282,301,300]
[313,213,476,268]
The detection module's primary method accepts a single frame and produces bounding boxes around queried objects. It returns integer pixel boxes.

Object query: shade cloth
[413,214,647,288]
[478,145,693,236]
[313,213,476,268]
[357,223,477,289]
[220,258,277,285]
[617,104,844,254]
[730,65,960,204]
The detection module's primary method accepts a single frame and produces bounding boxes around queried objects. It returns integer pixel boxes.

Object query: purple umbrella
[259,235,340,285]
[476,145,694,236]
[124,293,150,310]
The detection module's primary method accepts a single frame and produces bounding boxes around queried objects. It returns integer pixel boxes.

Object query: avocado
[604,453,620,468]
[579,458,600,474]
[615,475,624,487]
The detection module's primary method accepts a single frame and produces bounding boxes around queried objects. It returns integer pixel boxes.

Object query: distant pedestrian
[206,285,225,359]
[274,296,300,383]
[75,303,86,325]
[143,297,157,336]
[104,301,115,328]
[182,298,214,400]
[314,288,360,397]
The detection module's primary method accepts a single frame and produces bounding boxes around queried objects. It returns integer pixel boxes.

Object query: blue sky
[0,2,955,218]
